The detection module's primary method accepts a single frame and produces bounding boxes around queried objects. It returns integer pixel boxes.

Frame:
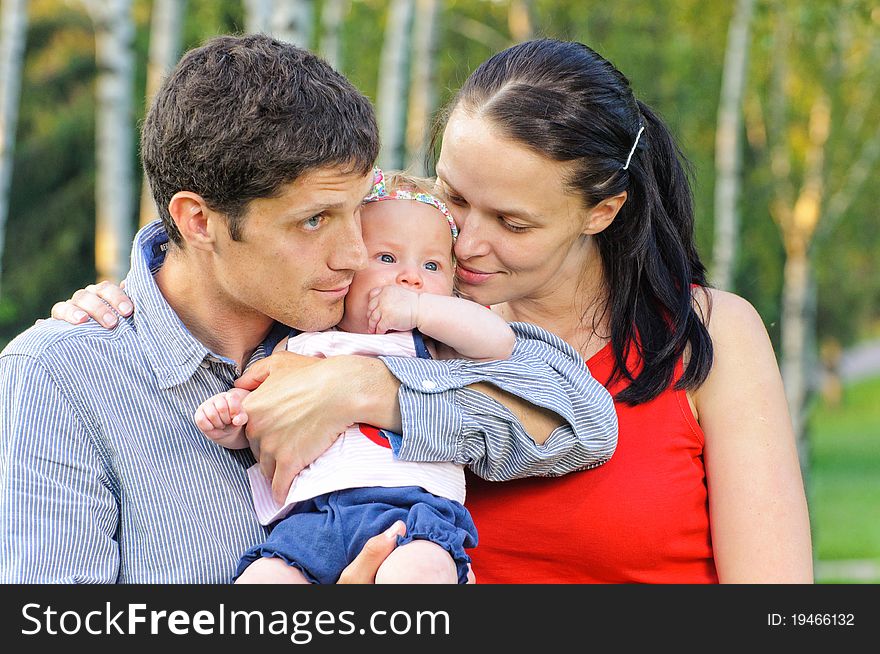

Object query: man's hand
[234,351,354,503]
[337,521,406,584]
[235,351,401,505]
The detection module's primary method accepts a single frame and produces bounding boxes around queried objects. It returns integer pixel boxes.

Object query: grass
[807,375,880,583]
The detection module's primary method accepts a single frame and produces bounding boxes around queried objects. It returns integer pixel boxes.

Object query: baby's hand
[194,387,251,449]
[367,285,420,334]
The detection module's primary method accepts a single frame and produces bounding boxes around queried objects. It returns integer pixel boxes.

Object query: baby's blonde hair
[380,170,440,197]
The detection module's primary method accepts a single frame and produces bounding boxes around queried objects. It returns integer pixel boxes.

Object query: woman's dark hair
[434,38,713,404]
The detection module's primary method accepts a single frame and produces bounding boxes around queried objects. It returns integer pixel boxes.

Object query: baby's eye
[379,254,395,263]
[424,261,439,272]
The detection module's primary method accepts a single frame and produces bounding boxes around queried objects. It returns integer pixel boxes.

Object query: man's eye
[379,254,395,263]
[424,261,439,272]
[303,215,325,230]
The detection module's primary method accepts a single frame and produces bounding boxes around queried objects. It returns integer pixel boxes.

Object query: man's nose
[332,217,368,271]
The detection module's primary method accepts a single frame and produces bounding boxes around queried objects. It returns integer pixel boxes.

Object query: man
[0,35,616,583]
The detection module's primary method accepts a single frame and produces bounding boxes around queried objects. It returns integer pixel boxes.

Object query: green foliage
[742,0,880,348]
[337,0,384,103]
[0,0,244,347]
[0,1,97,345]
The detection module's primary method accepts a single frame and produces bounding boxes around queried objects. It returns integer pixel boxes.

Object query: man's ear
[167,192,217,251]
[582,191,627,235]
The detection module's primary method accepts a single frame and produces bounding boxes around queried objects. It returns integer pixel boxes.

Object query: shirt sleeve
[0,353,120,583]
[378,321,618,480]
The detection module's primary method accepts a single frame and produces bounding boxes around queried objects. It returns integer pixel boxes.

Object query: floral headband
[363,167,458,241]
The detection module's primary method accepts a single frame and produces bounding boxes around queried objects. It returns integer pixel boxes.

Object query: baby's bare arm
[416,294,514,361]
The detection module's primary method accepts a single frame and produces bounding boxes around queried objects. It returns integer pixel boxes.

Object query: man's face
[210,165,374,332]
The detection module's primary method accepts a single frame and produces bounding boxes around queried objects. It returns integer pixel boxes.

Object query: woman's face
[435,109,595,307]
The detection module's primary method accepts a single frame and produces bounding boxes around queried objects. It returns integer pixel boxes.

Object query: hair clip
[622,125,645,171]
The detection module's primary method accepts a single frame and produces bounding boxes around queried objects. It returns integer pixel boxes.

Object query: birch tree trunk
[780,250,811,461]
[377,0,414,171]
[711,0,754,291]
[0,0,28,297]
[405,0,440,175]
[271,0,314,48]
[772,94,830,466]
[139,0,186,227]
[319,0,347,71]
[508,0,534,42]
[244,0,272,34]
[85,0,136,283]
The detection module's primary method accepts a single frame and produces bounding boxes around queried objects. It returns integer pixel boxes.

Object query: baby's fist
[367,285,420,334]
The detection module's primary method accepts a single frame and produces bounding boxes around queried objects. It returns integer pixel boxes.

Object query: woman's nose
[452,211,490,260]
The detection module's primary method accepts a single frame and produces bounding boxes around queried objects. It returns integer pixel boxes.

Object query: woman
[53,39,812,583]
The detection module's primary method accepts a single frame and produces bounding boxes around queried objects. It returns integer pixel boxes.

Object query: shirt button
[421,379,437,390]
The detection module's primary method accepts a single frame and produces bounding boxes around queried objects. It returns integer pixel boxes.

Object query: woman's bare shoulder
[693,287,769,346]
[689,287,779,410]
[691,286,783,417]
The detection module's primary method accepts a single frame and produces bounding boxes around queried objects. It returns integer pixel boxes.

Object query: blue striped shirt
[0,221,617,583]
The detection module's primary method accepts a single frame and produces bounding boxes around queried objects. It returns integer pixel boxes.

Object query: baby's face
[336,199,455,333]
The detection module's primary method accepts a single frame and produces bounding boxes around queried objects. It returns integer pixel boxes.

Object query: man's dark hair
[141,33,380,246]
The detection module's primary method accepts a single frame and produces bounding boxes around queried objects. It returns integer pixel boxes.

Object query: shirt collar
[123,221,210,389]
[124,221,289,389]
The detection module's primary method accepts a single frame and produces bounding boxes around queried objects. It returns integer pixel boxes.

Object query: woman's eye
[500,217,528,233]
[424,261,439,272]
[379,254,395,263]
[447,195,466,206]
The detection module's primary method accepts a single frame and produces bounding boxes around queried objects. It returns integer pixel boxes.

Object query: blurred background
[0,0,877,582]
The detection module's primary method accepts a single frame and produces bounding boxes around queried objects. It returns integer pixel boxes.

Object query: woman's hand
[235,351,401,505]
[50,280,133,328]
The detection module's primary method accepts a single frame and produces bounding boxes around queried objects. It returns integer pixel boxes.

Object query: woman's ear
[583,191,627,235]
[167,192,216,251]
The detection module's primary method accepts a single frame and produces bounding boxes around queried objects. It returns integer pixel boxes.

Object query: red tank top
[465,341,718,583]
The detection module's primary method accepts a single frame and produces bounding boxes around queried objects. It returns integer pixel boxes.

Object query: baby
[194,169,515,584]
